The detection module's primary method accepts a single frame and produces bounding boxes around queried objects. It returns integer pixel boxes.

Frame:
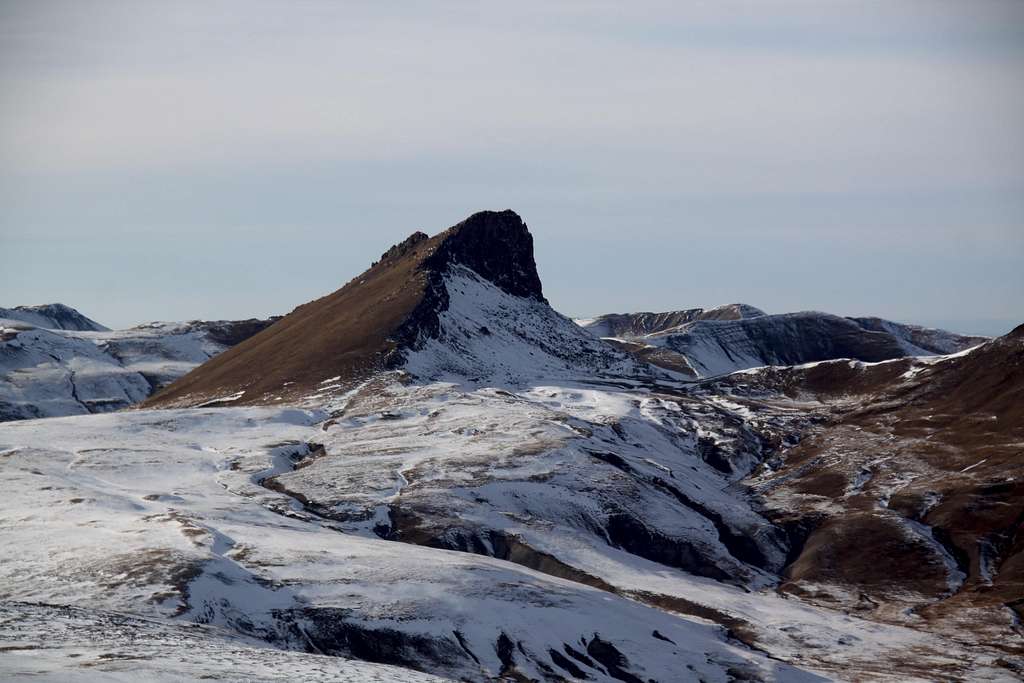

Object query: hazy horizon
[2,2,1022,336]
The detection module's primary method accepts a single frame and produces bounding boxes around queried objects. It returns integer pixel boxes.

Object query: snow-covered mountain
[2,210,1020,681]
[0,310,276,421]
[578,308,987,378]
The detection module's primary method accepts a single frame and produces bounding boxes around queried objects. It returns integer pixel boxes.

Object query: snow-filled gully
[900,518,969,596]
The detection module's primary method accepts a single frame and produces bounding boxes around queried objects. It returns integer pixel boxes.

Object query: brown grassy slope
[761,324,1024,640]
[143,230,435,407]
[882,324,1024,617]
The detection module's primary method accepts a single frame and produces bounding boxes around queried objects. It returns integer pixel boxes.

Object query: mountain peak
[372,210,542,301]
[144,210,575,407]
[700,303,766,321]
[426,209,544,302]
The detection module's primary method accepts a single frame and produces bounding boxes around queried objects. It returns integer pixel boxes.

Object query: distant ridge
[576,303,765,338]
[579,307,987,377]
[0,315,278,422]
[0,303,108,332]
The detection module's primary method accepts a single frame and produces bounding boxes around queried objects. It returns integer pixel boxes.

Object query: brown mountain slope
[143,210,542,408]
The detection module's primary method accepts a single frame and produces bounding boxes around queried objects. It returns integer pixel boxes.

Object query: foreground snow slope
[279,370,1017,680]
[0,407,822,682]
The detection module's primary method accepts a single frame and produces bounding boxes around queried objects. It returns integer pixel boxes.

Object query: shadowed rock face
[425,209,544,302]
[144,210,546,408]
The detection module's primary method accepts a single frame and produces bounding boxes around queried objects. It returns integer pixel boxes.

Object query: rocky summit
[1,210,1021,682]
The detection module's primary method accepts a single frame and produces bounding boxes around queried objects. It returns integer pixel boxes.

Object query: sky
[1,1,1022,335]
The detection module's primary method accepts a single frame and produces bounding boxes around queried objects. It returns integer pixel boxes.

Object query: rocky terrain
[0,310,276,421]
[1,210,1020,682]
